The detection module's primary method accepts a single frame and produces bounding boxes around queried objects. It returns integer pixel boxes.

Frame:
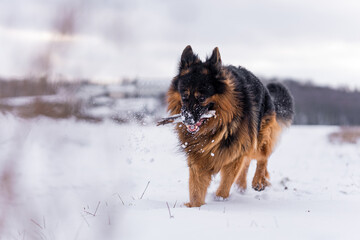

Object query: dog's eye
[198,96,206,103]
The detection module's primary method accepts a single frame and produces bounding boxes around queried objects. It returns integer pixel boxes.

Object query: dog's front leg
[185,165,212,207]
[252,157,270,191]
[216,157,244,199]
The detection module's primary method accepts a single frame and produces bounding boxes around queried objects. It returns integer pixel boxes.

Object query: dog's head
[172,45,226,133]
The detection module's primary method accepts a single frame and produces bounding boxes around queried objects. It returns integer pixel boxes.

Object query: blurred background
[0,0,360,124]
[1,0,360,124]
[1,0,360,239]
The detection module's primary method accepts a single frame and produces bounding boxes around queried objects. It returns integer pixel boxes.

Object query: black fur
[174,46,294,134]
[175,46,226,125]
[267,82,295,123]
[228,66,271,132]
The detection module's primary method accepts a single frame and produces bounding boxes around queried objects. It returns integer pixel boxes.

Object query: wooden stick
[156,110,216,126]
[156,115,181,126]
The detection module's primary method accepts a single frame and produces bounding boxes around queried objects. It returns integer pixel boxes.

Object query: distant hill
[279,79,360,125]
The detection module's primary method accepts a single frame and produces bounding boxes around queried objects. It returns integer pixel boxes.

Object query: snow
[200,110,216,119]
[0,94,69,106]
[112,98,160,113]
[0,115,360,240]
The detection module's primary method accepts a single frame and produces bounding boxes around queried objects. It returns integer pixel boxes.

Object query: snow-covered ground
[0,115,359,240]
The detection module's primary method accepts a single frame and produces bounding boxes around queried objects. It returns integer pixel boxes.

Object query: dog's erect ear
[180,45,199,70]
[208,47,222,70]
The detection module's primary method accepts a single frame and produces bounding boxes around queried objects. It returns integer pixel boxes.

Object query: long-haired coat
[167,45,294,207]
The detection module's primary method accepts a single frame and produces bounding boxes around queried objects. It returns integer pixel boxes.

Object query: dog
[166,45,294,207]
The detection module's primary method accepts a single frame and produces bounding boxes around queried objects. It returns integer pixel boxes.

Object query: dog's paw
[184,202,203,208]
[213,195,229,201]
[214,190,230,201]
[236,178,247,192]
[184,202,192,207]
[252,177,270,191]
[235,186,247,194]
[253,183,266,191]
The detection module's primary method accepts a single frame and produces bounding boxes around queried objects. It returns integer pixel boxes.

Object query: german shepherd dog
[167,45,294,207]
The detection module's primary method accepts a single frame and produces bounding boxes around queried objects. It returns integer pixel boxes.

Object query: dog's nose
[181,110,195,125]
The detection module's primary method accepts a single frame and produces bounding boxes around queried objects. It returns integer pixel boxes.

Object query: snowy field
[1,115,360,240]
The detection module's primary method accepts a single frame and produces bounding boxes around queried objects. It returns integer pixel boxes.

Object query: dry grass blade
[81,214,90,227]
[328,127,360,144]
[140,181,150,199]
[166,202,174,218]
[84,201,101,216]
[31,219,43,230]
[115,193,125,205]
[93,201,101,216]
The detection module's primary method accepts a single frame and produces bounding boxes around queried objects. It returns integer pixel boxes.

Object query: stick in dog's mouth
[157,110,216,133]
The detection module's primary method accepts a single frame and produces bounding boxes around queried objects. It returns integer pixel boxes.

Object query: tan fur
[167,83,181,114]
[236,114,282,192]
[201,68,209,75]
[194,92,202,98]
[167,69,285,207]
[180,68,190,76]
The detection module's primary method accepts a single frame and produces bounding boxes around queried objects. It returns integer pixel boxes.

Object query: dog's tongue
[186,119,204,133]
[187,124,199,133]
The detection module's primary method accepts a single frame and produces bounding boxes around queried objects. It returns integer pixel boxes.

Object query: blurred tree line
[1,77,360,125]
[0,77,56,98]
[279,79,360,125]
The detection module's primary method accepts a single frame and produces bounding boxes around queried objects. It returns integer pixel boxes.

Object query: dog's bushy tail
[267,82,294,126]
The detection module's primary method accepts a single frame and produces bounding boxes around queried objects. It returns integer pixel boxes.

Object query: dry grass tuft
[328,127,360,144]
[0,78,56,99]
[17,98,80,119]
[3,98,103,123]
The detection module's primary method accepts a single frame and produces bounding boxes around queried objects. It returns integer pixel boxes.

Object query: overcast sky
[0,0,360,88]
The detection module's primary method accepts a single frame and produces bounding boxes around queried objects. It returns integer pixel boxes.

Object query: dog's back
[225,65,294,134]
